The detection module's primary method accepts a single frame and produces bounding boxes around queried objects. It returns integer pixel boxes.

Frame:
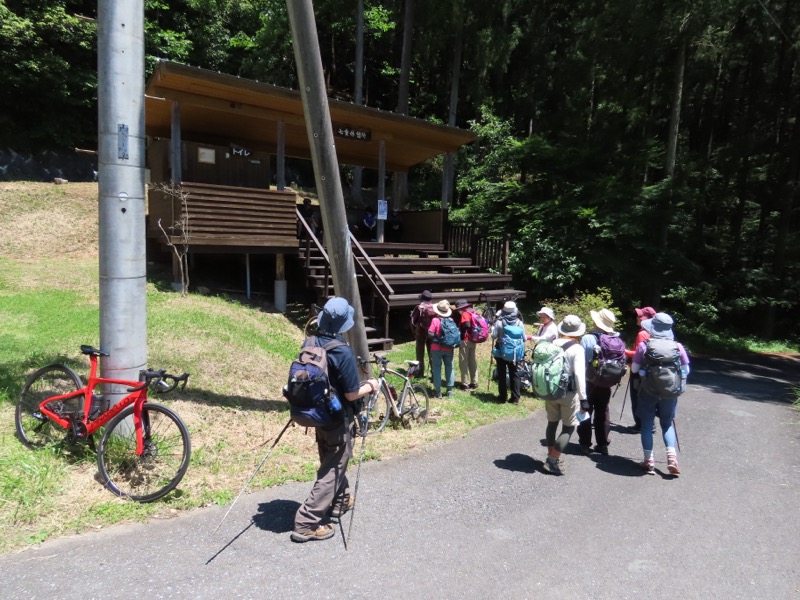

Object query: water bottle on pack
[327,392,343,417]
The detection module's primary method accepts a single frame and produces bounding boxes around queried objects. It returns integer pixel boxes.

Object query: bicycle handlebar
[126,370,190,393]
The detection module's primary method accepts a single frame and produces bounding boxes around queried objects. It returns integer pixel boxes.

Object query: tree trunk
[351,0,365,205]
[441,5,463,210]
[393,0,415,210]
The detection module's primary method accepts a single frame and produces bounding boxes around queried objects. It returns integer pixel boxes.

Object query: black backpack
[282,336,346,427]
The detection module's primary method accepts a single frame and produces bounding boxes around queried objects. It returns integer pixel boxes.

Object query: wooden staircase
[297,210,526,350]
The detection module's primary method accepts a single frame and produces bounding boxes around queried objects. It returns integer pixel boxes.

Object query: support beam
[275,253,287,312]
[277,120,286,190]
[377,139,386,243]
[170,101,182,182]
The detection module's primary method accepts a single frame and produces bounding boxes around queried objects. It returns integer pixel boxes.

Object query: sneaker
[594,445,609,456]
[446,388,454,398]
[508,398,520,404]
[330,494,355,518]
[468,383,478,390]
[544,456,564,475]
[578,445,592,455]
[667,456,681,475]
[641,460,655,475]
[290,524,336,543]
[459,383,470,391]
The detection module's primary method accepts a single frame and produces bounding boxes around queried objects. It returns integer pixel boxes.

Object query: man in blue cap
[291,297,379,542]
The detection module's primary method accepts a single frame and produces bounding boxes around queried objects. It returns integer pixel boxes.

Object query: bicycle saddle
[80,345,109,357]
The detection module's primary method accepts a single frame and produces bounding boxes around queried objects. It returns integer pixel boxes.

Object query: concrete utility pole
[97,0,147,402]
[286,0,370,366]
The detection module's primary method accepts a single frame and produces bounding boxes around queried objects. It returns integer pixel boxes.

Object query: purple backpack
[587,334,627,388]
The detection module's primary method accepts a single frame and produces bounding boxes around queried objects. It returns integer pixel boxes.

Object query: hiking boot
[468,383,478,390]
[459,383,470,391]
[594,445,609,456]
[544,456,564,475]
[667,456,681,475]
[330,494,355,518]
[641,460,655,475]
[578,445,592,455]
[290,524,336,543]
[446,388,454,398]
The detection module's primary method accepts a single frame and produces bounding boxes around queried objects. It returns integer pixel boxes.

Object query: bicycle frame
[36,354,150,454]
[373,357,419,418]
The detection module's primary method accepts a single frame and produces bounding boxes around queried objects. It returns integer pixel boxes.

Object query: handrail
[347,231,394,296]
[296,208,330,297]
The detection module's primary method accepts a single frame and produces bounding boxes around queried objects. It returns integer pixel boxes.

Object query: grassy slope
[0,182,534,555]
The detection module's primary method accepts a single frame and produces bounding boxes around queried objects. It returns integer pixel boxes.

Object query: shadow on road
[253,499,301,533]
[689,354,800,405]
[494,452,541,474]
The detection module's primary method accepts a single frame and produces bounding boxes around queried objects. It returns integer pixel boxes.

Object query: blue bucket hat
[318,297,355,334]
[642,312,674,340]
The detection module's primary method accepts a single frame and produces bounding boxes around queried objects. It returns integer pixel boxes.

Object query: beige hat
[590,308,616,333]
[432,299,452,318]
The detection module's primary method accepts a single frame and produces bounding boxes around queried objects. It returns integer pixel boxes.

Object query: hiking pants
[577,383,611,448]
[459,340,478,386]
[630,372,642,428]
[637,393,678,454]
[294,414,355,534]
[495,357,521,403]
[431,348,455,396]
[415,335,431,378]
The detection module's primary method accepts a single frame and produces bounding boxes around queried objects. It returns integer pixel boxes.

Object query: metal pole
[286,0,370,365]
[276,121,286,190]
[97,0,147,403]
[351,0,364,204]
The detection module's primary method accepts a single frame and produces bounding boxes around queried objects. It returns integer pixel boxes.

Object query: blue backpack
[282,337,346,427]
[492,324,526,362]
[432,317,461,348]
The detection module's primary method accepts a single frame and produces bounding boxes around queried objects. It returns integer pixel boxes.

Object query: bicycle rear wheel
[16,364,82,448]
[400,383,429,428]
[97,403,191,502]
[362,388,391,435]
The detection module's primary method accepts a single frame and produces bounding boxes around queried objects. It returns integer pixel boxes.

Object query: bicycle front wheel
[401,383,430,428]
[362,388,391,435]
[16,364,82,448]
[97,403,191,502]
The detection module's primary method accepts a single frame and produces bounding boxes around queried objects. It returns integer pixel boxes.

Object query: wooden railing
[448,225,510,274]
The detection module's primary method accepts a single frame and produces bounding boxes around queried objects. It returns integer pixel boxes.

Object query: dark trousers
[496,358,521,403]
[630,372,642,428]
[577,383,611,448]
[415,335,431,378]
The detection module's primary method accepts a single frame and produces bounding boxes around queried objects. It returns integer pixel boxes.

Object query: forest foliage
[1,0,798,342]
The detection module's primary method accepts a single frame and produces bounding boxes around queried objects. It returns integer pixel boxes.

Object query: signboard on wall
[231,146,252,157]
[377,199,388,220]
[333,123,371,141]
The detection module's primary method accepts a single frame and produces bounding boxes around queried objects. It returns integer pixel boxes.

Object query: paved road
[2,354,799,599]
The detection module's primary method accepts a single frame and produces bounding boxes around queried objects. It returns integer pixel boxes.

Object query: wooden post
[277,121,286,190]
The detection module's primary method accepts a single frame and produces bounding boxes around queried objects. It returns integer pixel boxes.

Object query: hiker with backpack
[410,290,435,380]
[624,306,656,432]
[289,297,379,543]
[453,299,489,391]
[537,315,589,475]
[631,312,690,475]
[491,301,526,404]
[428,299,461,398]
[578,308,627,455]
[531,306,558,343]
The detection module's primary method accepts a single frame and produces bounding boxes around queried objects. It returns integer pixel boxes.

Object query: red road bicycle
[15,345,191,502]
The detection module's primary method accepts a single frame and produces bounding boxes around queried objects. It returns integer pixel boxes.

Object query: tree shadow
[253,499,301,533]
[0,353,87,407]
[494,452,539,474]
[689,354,800,405]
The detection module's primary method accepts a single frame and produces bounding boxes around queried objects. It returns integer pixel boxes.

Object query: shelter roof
[144,61,476,172]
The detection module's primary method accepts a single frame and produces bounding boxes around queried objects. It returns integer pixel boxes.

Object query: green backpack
[532,340,576,400]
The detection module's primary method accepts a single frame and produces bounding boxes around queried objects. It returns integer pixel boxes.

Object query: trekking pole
[212,417,293,533]
[618,376,631,421]
[673,418,681,453]
[346,390,374,549]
